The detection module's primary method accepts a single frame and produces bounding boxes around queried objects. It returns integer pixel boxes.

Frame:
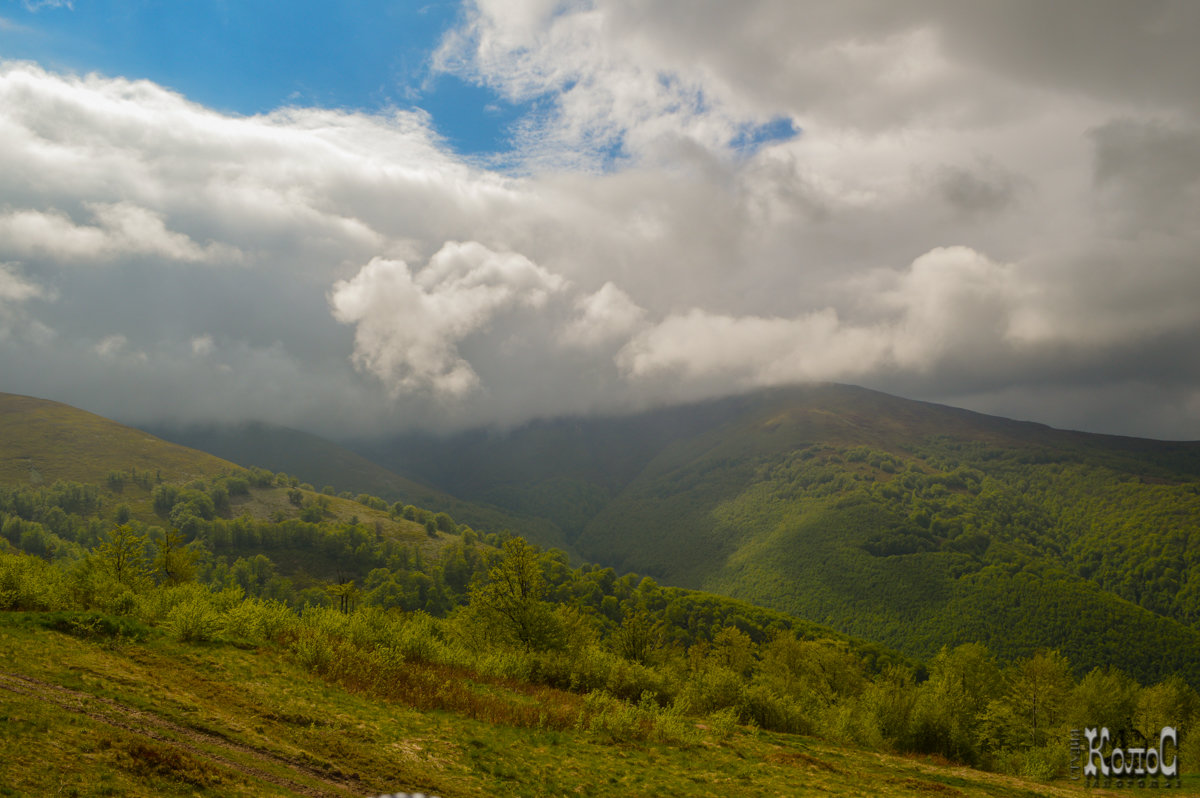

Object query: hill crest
[0,392,239,486]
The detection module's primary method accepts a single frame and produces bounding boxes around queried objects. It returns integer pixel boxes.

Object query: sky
[1,0,1199,440]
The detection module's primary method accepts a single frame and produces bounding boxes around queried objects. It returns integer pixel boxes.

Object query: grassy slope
[0,613,1127,798]
[0,392,452,557]
[147,421,572,552]
[0,393,238,486]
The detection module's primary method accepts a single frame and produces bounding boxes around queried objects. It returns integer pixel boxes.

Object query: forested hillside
[357,384,1200,682]
[149,420,572,552]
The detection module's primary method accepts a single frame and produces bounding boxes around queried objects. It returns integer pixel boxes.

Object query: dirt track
[0,670,369,797]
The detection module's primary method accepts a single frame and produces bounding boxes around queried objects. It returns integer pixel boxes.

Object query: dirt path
[0,670,371,797]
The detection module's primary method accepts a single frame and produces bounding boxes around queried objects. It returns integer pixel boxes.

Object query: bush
[37,611,150,641]
[706,706,741,740]
[675,662,743,716]
[289,628,334,674]
[577,689,646,741]
[391,610,447,663]
[996,744,1068,780]
[577,690,700,746]
[739,682,810,734]
[0,551,69,611]
[220,598,297,644]
[165,596,221,643]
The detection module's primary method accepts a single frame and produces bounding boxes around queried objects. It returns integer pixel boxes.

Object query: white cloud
[329,241,567,397]
[0,202,237,263]
[94,333,125,358]
[616,246,1015,387]
[561,281,645,348]
[190,334,215,357]
[0,262,47,303]
[21,1,73,11]
[617,306,888,386]
[1,0,1199,439]
[878,246,1021,369]
[0,261,53,342]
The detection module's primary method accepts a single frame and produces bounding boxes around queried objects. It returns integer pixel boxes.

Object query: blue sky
[0,0,800,163]
[0,0,527,154]
[0,1,1198,438]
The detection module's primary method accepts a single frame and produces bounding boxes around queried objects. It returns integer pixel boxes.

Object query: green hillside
[0,392,447,559]
[148,421,572,552]
[0,393,238,486]
[4,390,1200,792]
[359,384,1200,685]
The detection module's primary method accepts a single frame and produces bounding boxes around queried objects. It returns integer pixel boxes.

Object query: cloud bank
[2,0,1200,439]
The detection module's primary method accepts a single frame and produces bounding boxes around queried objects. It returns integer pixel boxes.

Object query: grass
[0,392,236,487]
[3,610,1187,797]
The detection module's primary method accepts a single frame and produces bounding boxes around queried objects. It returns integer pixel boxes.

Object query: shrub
[577,689,644,742]
[577,690,700,746]
[220,598,297,644]
[289,628,334,674]
[738,682,810,734]
[38,611,150,641]
[675,662,743,715]
[165,596,221,643]
[0,551,68,611]
[706,706,740,740]
[391,610,447,663]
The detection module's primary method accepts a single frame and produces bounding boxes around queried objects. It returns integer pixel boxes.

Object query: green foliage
[5,523,1200,783]
[3,400,1200,789]
[152,529,196,586]
[218,595,297,643]
[36,609,150,641]
[610,609,664,665]
[164,592,222,642]
[94,524,151,591]
[0,550,69,611]
[469,537,564,652]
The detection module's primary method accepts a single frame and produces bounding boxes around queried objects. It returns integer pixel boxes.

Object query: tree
[995,649,1073,750]
[1069,667,1138,745]
[912,643,1002,763]
[611,608,663,665]
[469,537,561,651]
[327,578,360,614]
[153,529,196,586]
[712,626,755,677]
[95,524,150,590]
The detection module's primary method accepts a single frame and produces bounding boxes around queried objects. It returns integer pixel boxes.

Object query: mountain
[355,383,1200,684]
[146,420,572,551]
[0,392,238,486]
[142,421,436,500]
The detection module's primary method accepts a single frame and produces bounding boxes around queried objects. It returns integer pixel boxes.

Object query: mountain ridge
[346,382,1200,683]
